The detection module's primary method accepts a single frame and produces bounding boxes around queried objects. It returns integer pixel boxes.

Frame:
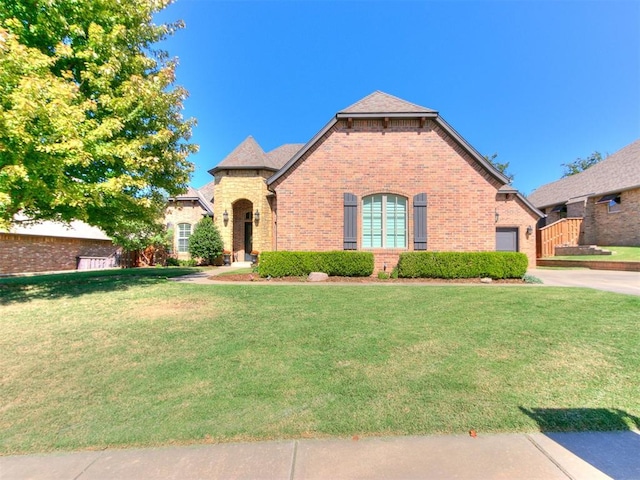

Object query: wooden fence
[537,218,583,258]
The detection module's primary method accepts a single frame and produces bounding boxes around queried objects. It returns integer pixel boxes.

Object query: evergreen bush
[397,252,528,279]
[258,251,374,277]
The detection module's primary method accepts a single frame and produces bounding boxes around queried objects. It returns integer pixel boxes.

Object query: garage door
[496,228,519,252]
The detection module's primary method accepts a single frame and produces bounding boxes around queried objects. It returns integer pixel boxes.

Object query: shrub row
[258,251,374,278]
[397,252,528,279]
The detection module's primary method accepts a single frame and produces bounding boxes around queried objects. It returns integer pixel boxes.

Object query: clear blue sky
[155,0,640,196]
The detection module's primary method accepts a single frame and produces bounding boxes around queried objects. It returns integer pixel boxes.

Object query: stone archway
[232,199,254,262]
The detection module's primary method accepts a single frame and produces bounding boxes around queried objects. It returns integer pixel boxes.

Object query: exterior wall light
[526,225,533,236]
[223,210,229,223]
[495,209,499,223]
[254,209,260,222]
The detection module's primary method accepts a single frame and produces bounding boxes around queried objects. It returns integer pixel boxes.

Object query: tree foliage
[561,151,603,177]
[0,0,197,244]
[188,217,223,265]
[484,153,514,184]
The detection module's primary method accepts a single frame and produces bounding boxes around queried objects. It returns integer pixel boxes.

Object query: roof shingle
[339,91,437,114]
[528,139,640,208]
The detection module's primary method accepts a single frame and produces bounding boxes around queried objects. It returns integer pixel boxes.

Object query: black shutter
[344,193,357,250]
[413,193,427,250]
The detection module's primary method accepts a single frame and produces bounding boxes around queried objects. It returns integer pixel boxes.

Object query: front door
[244,221,253,261]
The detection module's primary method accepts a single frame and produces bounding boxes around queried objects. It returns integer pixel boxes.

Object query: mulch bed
[209,273,525,284]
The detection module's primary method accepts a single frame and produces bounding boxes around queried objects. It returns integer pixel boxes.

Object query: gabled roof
[340,91,437,115]
[528,139,640,209]
[209,136,271,173]
[266,143,304,169]
[169,186,213,214]
[268,91,506,186]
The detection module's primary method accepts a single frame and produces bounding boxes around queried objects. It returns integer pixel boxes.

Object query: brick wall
[271,119,538,272]
[584,188,640,246]
[0,233,119,275]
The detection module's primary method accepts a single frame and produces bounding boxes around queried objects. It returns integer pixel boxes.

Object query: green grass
[546,246,640,262]
[1,270,639,454]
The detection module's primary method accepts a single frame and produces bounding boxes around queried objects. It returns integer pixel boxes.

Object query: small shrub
[188,217,223,265]
[377,271,390,280]
[166,257,180,267]
[397,252,528,279]
[522,273,543,284]
[258,251,374,278]
[390,266,399,279]
[178,259,198,267]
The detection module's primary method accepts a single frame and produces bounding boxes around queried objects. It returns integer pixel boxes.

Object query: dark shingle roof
[211,136,270,171]
[266,144,304,169]
[528,139,640,208]
[171,186,213,214]
[339,91,437,115]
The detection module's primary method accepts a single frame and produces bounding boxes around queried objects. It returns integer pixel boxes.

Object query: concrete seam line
[525,434,576,480]
[73,449,107,480]
[289,440,298,480]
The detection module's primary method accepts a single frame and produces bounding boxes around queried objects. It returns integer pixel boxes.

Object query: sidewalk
[2,431,639,479]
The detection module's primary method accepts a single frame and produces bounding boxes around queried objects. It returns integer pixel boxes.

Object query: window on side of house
[596,193,622,214]
[362,194,407,248]
[608,196,621,213]
[177,223,192,253]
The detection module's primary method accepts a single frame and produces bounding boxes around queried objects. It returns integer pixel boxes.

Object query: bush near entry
[397,252,528,279]
[258,251,374,278]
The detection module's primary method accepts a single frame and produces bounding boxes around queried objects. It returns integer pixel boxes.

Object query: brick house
[168,91,542,270]
[528,139,640,246]
[0,219,120,275]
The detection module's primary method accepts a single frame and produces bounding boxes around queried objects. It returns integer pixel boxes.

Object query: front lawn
[547,246,640,262]
[1,271,639,454]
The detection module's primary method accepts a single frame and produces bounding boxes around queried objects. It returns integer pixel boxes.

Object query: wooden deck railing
[537,218,583,258]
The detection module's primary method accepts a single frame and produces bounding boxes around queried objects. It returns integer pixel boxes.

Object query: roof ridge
[339,90,437,114]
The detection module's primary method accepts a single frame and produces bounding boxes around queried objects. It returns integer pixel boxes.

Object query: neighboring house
[528,139,640,246]
[0,219,120,275]
[167,91,542,270]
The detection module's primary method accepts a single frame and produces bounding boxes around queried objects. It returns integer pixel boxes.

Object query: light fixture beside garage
[526,225,533,236]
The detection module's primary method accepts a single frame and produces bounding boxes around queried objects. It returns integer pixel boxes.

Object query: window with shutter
[362,194,407,248]
[413,193,427,250]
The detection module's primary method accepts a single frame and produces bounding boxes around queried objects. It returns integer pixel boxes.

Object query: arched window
[177,223,192,253]
[362,194,407,248]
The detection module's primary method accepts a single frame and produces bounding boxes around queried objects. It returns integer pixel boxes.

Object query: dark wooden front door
[244,222,253,261]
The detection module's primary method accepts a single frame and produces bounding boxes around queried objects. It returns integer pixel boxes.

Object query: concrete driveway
[528,268,640,296]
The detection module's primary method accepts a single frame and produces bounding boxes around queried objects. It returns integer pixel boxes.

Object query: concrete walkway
[528,268,640,296]
[2,431,639,479]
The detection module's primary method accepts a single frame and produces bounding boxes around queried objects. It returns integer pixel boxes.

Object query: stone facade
[164,199,211,259]
[212,169,274,260]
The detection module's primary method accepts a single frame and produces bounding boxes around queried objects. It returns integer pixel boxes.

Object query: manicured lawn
[1,269,639,454]
[546,246,640,262]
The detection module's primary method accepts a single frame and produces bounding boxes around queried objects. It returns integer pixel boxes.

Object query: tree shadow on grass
[521,407,640,479]
[0,267,201,305]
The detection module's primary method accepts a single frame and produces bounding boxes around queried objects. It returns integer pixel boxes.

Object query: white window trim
[362,194,407,249]
[177,223,191,253]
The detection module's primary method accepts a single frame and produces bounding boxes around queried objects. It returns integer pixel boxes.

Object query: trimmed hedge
[397,252,528,279]
[258,251,374,278]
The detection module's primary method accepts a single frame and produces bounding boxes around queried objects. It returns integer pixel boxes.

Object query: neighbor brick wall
[583,188,640,246]
[0,233,119,275]
[271,119,538,272]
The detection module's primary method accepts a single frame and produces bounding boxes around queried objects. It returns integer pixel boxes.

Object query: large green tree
[561,151,603,177]
[0,0,197,244]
